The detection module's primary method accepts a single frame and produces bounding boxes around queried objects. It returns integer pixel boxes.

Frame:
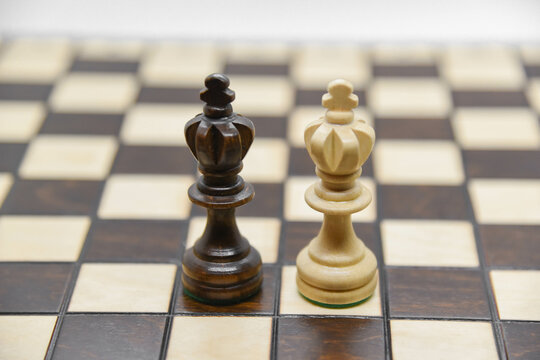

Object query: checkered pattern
[0,39,539,360]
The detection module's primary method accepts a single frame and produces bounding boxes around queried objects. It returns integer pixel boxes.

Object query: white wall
[0,0,539,42]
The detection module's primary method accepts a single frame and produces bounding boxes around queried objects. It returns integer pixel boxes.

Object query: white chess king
[296,79,378,307]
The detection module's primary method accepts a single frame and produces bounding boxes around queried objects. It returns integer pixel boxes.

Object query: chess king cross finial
[200,73,236,118]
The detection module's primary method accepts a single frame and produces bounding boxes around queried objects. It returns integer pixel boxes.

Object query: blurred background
[0,0,539,42]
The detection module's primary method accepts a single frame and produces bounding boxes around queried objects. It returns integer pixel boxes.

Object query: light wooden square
[186,217,281,263]
[0,173,13,207]
[374,140,464,185]
[528,79,540,114]
[0,216,90,261]
[442,46,525,90]
[98,174,193,220]
[381,220,478,267]
[292,46,371,89]
[0,101,46,142]
[0,316,57,360]
[19,135,118,180]
[468,179,540,225]
[228,76,293,117]
[49,73,138,113]
[69,263,176,312]
[391,320,498,360]
[490,270,540,321]
[288,106,373,147]
[368,78,451,118]
[371,45,437,65]
[521,46,540,65]
[167,316,272,360]
[227,43,290,64]
[279,265,381,316]
[242,138,289,183]
[78,39,144,61]
[140,43,223,87]
[284,176,376,222]
[121,104,200,146]
[452,108,540,149]
[0,38,72,83]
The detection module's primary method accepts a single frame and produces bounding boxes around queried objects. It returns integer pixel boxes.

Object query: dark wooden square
[137,87,200,104]
[502,322,540,360]
[175,265,277,315]
[373,65,438,77]
[70,60,139,73]
[40,113,124,135]
[0,143,26,172]
[52,315,165,360]
[278,318,384,360]
[84,220,185,262]
[376,118,453,139]
[0,263,73,312]
[380,185,469,219]
[0,83,52,101]
[387,268,490,319]
[2,180,102,215]
[112,145,195,174]
[225,63,289,76]
[479,225,540,268]
[464,150,540,179]
[250,116,287,138]
[282,222,377,264]
[238,183,283,217]
[452,91,528,107]
[525,65,540,78]
[296,89,366,106]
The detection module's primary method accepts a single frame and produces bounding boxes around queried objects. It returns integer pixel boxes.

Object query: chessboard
[0,39,539,360]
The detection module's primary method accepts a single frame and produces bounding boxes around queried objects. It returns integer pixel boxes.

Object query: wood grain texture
[479,225,540,267]
[502,322,540,360]
[452,91,528,107]
[0,263,73,312]
[464,150,540,178]
[0,83,52,101]
[136,86,200,104]
[225,63,289,76]
[278,317,384,360]
[376,118,453,139]
[71,60,139,73]
[84,219,185,261]
[380,185,468,219]
[0,143,26,172]
[387,268,490,319]
[53,315,165,360]
[525,65,540,78]
[249,116,287,138]
[2,180,102,215]
[113,145,195,174]
[40,113,124,135]
[373,65,438,77]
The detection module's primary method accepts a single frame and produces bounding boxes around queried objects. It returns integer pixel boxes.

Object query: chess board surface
[0,39,539,360]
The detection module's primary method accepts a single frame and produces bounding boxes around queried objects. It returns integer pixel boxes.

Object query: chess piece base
[181,246,263,304]
[299,291,373,309]
[296,246,378,306]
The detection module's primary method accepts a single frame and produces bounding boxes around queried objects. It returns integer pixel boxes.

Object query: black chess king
[181,73,263,304]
